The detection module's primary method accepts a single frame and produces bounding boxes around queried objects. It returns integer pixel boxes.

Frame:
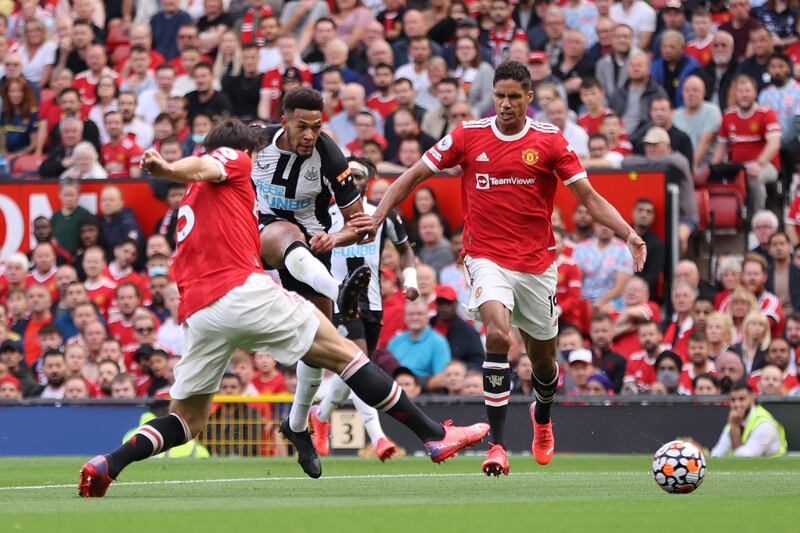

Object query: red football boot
[530,403,555,465]
[425,421,490,463]
[309,405,331,457]
[375,437,398,462]
[78,455,114,497]
[482,443,510,476]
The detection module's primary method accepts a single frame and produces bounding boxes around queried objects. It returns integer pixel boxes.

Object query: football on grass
[652,440,706,494]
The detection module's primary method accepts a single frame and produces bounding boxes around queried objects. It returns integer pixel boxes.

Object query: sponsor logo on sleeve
[429,148,443,162]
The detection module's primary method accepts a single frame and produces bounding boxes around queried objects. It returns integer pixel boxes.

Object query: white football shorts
[463,256,558,341]
[170,273,319,399]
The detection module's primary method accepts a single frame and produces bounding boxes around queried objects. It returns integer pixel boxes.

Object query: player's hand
[728,407,744,427]
[745,161,763,178]
[141,149,170,178]
[360,215,385,244]
[309,232,335,254]
[404,287,419,301]
[626,232,647,272]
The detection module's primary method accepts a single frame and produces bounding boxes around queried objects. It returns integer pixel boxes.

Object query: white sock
[353,395,386,445]
[283,242,340,301]
[289,361,324,432]
[317,374,352,423]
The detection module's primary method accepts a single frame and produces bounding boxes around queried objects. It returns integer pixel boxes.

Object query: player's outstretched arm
[140,149,223,184]
[371,160,435,233]
[568,177,647,272]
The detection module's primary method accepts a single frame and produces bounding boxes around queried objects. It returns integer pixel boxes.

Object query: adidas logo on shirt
[476,152,489,162]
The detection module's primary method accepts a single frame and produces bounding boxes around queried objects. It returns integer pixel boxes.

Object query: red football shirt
[577,107,614,135]
[686,39,713,66]
[101,137,144,179]
[718,106,781,168]
[172,148,263,323]
[84,277,118,319]
[252,372,288,395]
[747,369,799,394]
[624,350,658,393]
[556,255,582,326]
[423,118,587,274]
[785,194,800,228]
[25,269,59,304]
[261,67,313,120]
[366,93,399,119]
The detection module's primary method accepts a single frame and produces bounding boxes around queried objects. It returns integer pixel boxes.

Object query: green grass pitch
[1,454,798,532]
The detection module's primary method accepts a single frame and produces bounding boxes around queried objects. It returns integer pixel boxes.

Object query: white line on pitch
[0,470,785,492]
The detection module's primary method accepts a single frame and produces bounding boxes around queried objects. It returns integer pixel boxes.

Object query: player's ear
[527,91,533,104]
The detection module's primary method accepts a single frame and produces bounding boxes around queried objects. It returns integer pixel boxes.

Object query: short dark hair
[242,42,260,53]
[493,60,532,92]
[192,61,213,75]
[693,372,720,390]
[203,115,262,154]
[130,45,149,55]
[59,87,80,101]
[38,324,62,338]
[437,77,459,90]
[637,319,659,330]
[221,372,242,386]
[394,77,413,89]
[315,17,336,29]
[42,349,65,362]
[768,231,790,246]
[580,77,602,91]
[160,135,182,149]
[768,53,793,69]
[588,133,609,145]
[591,313,612,325]
[374,62,394,73]
[688,331,708,344]
[283,87,324,113]
[73,19,93,30]
[730,381,753,394]
[635,197,655,208]
[116,281,141,298]
[115,237,139,250]
[650,96,672,110]
[155,63,175,74]
[392,366,419,385]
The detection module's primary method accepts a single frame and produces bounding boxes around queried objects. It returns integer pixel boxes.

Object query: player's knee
[484,326,510,354]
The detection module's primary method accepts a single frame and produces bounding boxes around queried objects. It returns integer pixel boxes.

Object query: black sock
[483,353,510,447]
[341,354,445,441]
[532,365,559,424]
[106,413,191,478]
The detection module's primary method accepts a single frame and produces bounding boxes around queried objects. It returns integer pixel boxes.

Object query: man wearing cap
[711,382,787,457]
[528,50,568,103]
[564,348,596,395]
[622,126,697,255]
[430,285,485,371]
[0,340,39,397]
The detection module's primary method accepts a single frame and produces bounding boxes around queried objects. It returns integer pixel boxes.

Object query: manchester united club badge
[522,148,539,166]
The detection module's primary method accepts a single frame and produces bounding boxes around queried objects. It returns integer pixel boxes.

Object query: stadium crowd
[1,0,800,404]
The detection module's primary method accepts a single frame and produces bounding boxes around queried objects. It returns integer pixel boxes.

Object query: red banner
[0,180,167,258]
[0,171,665,259]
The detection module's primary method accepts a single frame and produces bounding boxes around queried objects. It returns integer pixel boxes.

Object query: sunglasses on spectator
[135,327,155,334]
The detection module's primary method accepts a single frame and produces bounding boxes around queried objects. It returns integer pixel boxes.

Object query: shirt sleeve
[710,426,732,457]
[704,106,722,134]
[422,123,465,172]
[550,130,588,186]
[384,209,409,245]
[205,147,250,184]
[615,243,634,275]
[431,335,452,374]
[717,114,730,143]
[732,421,780,457]
[785,197,800,225]
[764,109,782,138]
[318,132,360,208]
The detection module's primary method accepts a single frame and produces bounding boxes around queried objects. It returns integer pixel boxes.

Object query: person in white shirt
[545,98,589,157]
[39,351,68,399]
[673,75,722,171]
[711,382,787,457]
[581,133,623,168]
[609,0,656,51]
[156,284,184,357]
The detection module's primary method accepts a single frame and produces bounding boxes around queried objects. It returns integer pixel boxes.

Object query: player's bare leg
[520,331,558,465]
[300,307,489,470]
[260,221,369,319]
[477,300,513,476]
[79,394,214,497]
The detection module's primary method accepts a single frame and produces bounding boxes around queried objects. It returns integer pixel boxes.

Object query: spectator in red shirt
[110,373,137,398]
[747,337,799,393]
[577,78,611,135]
[554,227,583,327]
[611,277,661,358]
[74,44,119,111]
[679,332,717,394]
[686,8,714,66]
[366,62,398,119]
[96,358,120,397]
[67,301,101,345]
[252,351,288,394]
[662,281,697,358]
[25,243,59,305]
[108,282,144,362]
[101,111,144,179]
[346,110,388,156]
[103,239,146,295]
[82,246,117,319]
[711,74,781,212]
[599,113,634,156]
[18,284,53,368]
[622,320,664,394]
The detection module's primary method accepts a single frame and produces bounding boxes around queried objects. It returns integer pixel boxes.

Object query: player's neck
[495,117,527,136]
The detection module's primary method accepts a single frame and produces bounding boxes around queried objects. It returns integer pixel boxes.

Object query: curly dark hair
[283,87,324,113]
[493,60,532,92]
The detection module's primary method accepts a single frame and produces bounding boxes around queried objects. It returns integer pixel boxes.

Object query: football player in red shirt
[79,117,489,497]
[711,74,782,212]
[368,61,647,475]
[101,111,144,179]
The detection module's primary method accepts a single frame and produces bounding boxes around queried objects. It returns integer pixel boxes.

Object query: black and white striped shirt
[330,198,409,312]
[251,125,359,235]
